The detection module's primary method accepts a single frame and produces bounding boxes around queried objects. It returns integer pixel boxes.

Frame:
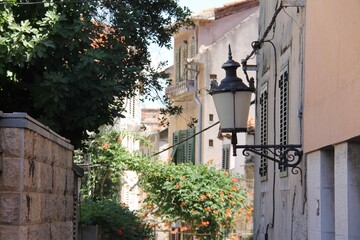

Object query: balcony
[165,80,195,97]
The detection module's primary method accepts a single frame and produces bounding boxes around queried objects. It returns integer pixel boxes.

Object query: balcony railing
[165,80,195,97]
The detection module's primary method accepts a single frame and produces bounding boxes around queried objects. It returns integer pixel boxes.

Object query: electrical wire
[264,40,278,230]
[151,121,219,157]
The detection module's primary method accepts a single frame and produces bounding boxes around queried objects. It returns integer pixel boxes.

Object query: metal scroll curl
[235,144,303,183]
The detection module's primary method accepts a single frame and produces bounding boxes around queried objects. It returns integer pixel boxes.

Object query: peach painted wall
[304,0,360,153]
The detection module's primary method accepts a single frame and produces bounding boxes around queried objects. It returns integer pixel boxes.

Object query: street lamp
[209,45,303,175]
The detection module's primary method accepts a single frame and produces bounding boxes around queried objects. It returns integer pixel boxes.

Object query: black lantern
[209,45,303,178]
[209,46,255,133]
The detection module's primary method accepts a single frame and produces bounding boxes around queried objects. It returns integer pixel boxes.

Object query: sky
[144,0,234,108]
[178,0,235,13]
[150,0,235,67]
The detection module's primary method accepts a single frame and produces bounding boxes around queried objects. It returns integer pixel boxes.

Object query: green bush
[79,200,153,240]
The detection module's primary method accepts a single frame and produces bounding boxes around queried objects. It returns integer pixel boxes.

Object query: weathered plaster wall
[254,1,307,239]
[304,0,360,152]
[0,113,75,240]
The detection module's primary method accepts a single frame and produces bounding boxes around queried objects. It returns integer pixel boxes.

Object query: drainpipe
[193,26,203,164]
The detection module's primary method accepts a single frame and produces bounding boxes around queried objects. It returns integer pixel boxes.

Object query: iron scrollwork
[234,144,303,177]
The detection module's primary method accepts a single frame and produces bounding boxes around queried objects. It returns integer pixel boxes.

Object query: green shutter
[182,45,188,80]
[222,145,230,170]
[172,132,180,164]
[186,128,195,164]
[173,129,195,165]
[176,48,181,82]
[178,130,187,163]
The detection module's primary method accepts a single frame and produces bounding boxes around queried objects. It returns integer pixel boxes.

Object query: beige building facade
[305,1,360,239]
[166,1,259,238]
[253,0,360,239]
[253,0,306,239]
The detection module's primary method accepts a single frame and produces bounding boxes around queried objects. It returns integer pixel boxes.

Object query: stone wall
[0,113,76,240]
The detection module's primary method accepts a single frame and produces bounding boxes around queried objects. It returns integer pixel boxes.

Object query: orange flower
[102,143,109,149]
[180,226,188,232]
[219,191,224,196]
[168,157,173,162]
[207,159,214,163]
[228,193,233,199]
[204,207,211,212]
[199,195,206,200]
[225,208,232,218]
[117,229,123,235]
[231,178,239,183]
[117,137,122,142]
[232,185,238,191]
[181,176,186,180]
[171,229,178,234]
[200,221,209,226]
[213,209,219,214]
[181,201,186,207]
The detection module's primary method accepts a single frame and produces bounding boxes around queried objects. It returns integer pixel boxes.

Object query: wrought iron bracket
[233,143,303,178]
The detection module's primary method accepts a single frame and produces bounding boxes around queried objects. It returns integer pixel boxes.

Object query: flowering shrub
[79,200,153,240]
[77,130,250,239]
[132,162,248,239]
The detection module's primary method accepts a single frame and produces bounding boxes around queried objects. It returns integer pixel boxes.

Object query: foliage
[78,130,249,239]
[79,199,154,240]
[134,162,248,239]
[75,130,151,201]
[0,0,192,147]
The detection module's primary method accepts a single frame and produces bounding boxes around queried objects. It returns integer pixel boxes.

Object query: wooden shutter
[222,145,230,170]
[259,84,268,179]
[172,132,180,164]
[279,65,289,174]
[186,128,195,164]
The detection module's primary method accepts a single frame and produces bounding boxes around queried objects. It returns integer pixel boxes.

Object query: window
[279,65,289,175]
[209,139,214,147]
[259,84,268,179]
[222,145,230,170]
[182,44,188,80]
[209,114,214,122]
[171,128,195,164]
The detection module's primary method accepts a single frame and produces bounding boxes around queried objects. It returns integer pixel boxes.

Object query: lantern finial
[228,45,233,60]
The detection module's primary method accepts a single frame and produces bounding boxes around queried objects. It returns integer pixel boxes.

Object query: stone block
[65,195,74,221]
[28,223,51,240]
[0,158,21,191]
[24,130,34,160]
[57,195,66,222]
[65,149,74,169]
[52,144,61,167]
[0,226,28,240]
[51,221,74,240]
[43,139,52,164]
[1,128,22,158]
[41,163,53,193]
[23,158,41,192]
[65,169,74,195]
[33,133,45,163]
[0,193,21,225]
[44,194,56,222]
[53,166,66,194]
[20,193,42,225]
